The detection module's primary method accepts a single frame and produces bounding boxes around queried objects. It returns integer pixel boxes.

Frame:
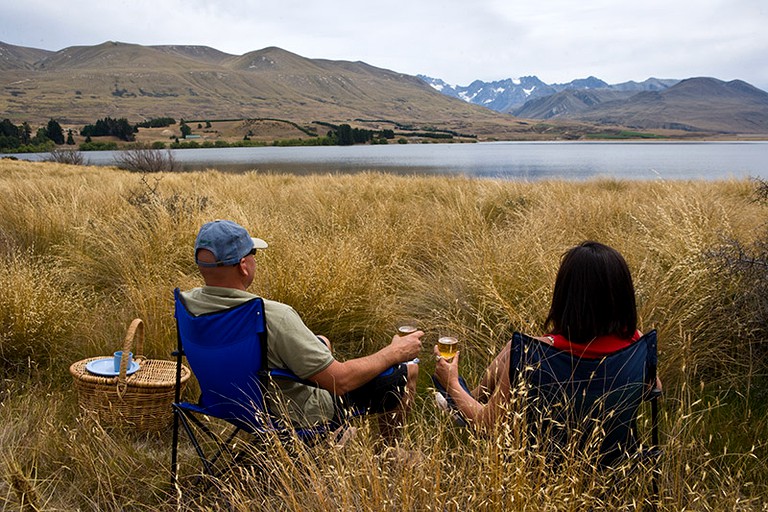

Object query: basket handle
[117,319,144,386]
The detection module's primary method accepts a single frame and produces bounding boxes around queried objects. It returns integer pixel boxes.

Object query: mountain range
[2,40,768,138]
[418,75,679,113]
[420,75,768,134]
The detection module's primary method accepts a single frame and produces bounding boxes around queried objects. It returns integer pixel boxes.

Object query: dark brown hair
[544,241,637,344]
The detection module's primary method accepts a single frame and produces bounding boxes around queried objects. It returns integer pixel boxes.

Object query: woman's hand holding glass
[433,343,460,390]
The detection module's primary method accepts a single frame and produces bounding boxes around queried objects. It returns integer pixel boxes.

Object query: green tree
[46,119,65,145]
[0,118,21,150]
[66,130,75,145]
[33,127,49,144]
[352,128,372,144]
[337,124,353,146]
[0,119,20,138]
[21,122,32,145]
[180,122,191,139]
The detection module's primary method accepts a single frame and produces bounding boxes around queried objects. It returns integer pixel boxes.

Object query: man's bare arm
[309,331,422,395]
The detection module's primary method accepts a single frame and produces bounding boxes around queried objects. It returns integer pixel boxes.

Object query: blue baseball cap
[194,220,268,267]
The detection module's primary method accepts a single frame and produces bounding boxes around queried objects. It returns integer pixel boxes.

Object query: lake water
[9,141,768,181]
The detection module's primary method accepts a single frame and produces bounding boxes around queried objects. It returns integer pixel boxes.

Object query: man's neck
[203,279,247,291]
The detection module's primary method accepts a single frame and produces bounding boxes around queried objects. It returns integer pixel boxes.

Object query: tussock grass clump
[0,250,82,377]
[1,159,767,510]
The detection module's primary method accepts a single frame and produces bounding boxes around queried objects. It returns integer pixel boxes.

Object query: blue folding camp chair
[509,330,662,492]
[170,288,335,486]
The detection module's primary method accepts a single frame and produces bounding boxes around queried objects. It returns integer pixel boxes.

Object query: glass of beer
[397,325,418,337]
[438,336,459,360]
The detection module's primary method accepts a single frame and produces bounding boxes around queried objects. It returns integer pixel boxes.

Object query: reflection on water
[9,141,768,181]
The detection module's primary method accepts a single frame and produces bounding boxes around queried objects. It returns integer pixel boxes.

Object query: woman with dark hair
[433,241,659,430]
[544,240,638,351]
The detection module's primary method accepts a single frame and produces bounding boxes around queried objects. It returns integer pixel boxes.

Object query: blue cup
[114,351,133,372]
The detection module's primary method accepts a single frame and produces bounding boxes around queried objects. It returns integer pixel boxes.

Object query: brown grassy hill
[33,41,216,71]
[586,78,768,133]
[0,41,53,70]
[513,89,637,118]
[0,41,551,140]
[150,45,235,65]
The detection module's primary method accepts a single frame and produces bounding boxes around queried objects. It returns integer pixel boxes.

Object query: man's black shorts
[333,363,409,421]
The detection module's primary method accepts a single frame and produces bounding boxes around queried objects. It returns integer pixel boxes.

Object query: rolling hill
[578,78,768,133]
[0,41,545,140]
[0,41,53,70]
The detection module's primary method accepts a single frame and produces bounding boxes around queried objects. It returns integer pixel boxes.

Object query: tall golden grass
[1,159,766,510]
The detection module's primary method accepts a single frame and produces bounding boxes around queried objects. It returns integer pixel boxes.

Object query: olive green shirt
[180,286,335,427]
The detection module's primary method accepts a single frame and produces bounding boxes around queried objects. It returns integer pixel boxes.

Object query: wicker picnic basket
[69,318,190,431]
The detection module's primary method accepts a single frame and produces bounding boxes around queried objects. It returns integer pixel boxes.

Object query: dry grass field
[1,159,767,510]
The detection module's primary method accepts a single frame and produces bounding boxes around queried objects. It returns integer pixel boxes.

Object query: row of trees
[2,116,431,154]
[326,124,395,146]
[0,118,73,152]
[135,117,176,129]
[1,116,179,151]
[81,117,136,142]
[82,116,184,141]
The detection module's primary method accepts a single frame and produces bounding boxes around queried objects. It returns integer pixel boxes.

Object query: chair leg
[171,407,180,487]
[173,406,243,482]
[650,396,661,509]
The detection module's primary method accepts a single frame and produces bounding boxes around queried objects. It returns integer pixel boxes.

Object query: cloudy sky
[2,0,767,91]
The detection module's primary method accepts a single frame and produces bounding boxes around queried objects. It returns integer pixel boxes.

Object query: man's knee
[406,362,418,382]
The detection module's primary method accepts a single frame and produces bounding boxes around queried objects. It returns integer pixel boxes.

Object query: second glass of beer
[438,336,459,360]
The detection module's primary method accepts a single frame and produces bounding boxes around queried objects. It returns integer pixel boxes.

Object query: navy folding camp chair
[170,288,333,486]
[509,330,661,487]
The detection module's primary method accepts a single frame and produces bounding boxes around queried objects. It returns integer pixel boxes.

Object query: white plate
[85,358,140,376]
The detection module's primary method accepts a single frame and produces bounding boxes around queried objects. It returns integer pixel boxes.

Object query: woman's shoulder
[512,333,555,345]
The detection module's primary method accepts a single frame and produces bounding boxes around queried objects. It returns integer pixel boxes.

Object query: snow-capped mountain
[418,75,558,113]
[419,74,678,114]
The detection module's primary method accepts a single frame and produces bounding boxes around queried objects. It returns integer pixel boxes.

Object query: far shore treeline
[0,115,475,155]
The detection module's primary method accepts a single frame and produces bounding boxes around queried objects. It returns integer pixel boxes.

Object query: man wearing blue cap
[181,220,423,442]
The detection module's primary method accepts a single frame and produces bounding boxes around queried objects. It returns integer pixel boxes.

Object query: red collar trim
[547,331,641,358]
